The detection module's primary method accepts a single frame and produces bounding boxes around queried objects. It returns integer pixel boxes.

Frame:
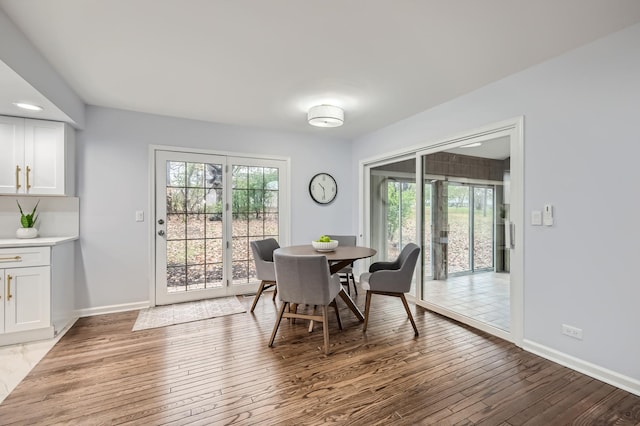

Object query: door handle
[26,166,32,190]
[7,274,12,301]
[15,165,21,190]
[158,230,165,236]
[509,222,516,249]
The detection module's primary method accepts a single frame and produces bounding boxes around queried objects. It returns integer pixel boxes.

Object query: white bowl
[311,240,339,251]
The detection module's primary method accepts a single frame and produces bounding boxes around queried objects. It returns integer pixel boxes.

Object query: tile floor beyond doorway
[423,271,510,331]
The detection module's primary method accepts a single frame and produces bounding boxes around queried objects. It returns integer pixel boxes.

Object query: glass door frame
[359,117,524,346]
[149,145,290,307]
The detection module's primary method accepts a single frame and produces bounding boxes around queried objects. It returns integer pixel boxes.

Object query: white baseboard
[76,301,150,318]
[523,339,640,397]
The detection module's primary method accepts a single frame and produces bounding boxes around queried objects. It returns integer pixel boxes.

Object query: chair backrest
[273,251,341,306]
[370,243,418,272]
[327,235,356,247]
[250,238,280,281]
[369,243,420,293]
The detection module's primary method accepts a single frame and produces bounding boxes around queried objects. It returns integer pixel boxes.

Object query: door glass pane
[448,183,470,274]
[422,182,432,278]
[369,160,417,293]
[473,187,494,270]
[231,165,279,285]
[166,160,224,293]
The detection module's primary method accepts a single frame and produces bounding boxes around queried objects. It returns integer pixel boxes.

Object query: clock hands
[318,183,326,198]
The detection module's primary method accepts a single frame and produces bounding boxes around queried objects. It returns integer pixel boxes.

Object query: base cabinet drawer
[0,246,50,268]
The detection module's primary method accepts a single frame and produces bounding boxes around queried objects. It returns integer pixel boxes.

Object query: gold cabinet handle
[16,165,21,190]
[0,256,22,262]
[7,274,12,301]
[26,165,32,190]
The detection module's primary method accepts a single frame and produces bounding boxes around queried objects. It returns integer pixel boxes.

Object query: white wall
[352,24,640,384]
[76,106,352,310]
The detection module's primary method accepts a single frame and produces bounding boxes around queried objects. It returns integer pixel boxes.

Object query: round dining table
[275,245,376,321]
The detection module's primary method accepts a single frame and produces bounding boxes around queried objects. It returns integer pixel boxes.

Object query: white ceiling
[1,0,640,139]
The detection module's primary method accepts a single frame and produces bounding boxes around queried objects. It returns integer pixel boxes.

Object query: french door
[154,150,286,305]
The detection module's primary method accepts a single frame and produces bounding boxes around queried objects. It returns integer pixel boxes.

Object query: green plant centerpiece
[16,200,40,238]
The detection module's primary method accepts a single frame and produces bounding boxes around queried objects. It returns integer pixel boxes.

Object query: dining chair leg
[272,286,277,301]
[363,291,372,332]
[269,302,288,347]
[331,300,342,330]
[321,305,330,355]
[250,280,267,312]
[350,273,357,295]
[309,305,317,333]
[400,293,419,337]
[341,274,350,296]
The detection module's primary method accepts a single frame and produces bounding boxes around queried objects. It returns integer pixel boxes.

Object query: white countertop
[0,236,78,248]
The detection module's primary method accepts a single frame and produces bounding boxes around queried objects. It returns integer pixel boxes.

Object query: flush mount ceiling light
[13,102,43,111]
[308,105,344,128]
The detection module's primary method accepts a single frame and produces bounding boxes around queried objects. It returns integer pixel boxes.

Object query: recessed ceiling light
[13,102,43,111]
[461,142,482,148]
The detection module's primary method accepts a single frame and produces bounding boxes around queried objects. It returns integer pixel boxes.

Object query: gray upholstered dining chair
[359,243,421,336]
[269,251,342,355]
[327,234,357,296]
[249,238,280,313]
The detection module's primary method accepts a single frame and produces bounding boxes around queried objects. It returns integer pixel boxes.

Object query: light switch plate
[531,210,542,226]
[135,210,144,222]
[543,204,554,226]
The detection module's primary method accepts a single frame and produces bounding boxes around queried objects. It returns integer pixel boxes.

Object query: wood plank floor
[1,292,639,425]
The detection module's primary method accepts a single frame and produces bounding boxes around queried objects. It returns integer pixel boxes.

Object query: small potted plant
[16,200,40,239]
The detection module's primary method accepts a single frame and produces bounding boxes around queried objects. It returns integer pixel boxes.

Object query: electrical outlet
[562,324,583,340]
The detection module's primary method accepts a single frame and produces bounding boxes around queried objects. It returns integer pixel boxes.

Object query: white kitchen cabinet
[1,265,50,334]
[0,245,73,346]
[0,116,75,195]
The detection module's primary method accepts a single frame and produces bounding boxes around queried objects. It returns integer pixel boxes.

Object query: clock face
[309,173,337,204]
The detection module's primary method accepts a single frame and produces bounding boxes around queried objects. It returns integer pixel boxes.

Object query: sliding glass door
[421,142,511,332]
[362,119,523,343]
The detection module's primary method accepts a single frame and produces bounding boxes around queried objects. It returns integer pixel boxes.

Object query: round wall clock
[309,173,337,204]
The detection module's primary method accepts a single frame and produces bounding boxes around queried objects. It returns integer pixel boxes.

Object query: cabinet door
[24,119,65,195]
[0,116,25,194]
[4,266,51,333]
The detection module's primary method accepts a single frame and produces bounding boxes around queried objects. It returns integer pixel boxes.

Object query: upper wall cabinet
[0,116,75,196]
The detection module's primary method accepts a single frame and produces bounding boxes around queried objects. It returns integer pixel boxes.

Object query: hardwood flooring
[1,292,639,425]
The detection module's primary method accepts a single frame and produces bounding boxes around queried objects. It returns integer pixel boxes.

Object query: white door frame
[148,145,291,307]
[358,117,524,346]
